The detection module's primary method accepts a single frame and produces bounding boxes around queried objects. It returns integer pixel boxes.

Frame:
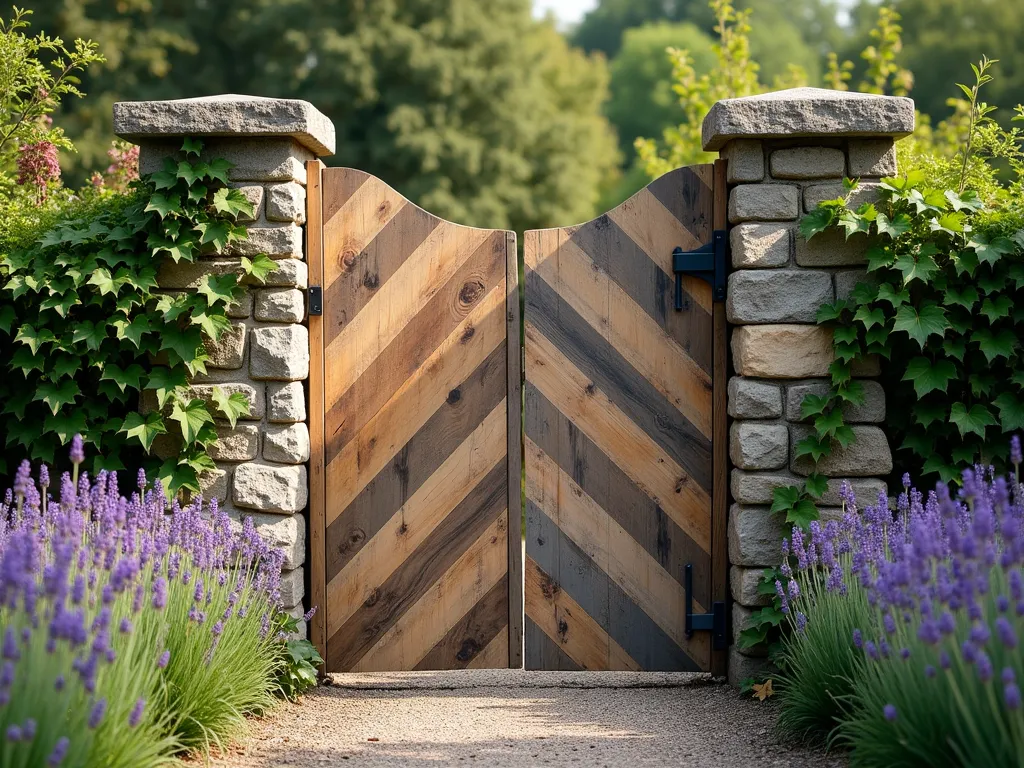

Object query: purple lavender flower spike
[1012,435,1022,466]
[976,652,994,683]
[88,698,107,729]
[1006,684,1022,710]
[6,725,22,742]
[883,704,898,722]
[1003,667,1016,685]
[22,719,35,740]
[852,629,863,649]
[158,650,170,668]
[996,617,1018,649]
[924,665,936,678]
[48,737,69,766]
[128,698,146,727]
[69,434,85,464]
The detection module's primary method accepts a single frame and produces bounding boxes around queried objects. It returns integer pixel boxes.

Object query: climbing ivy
[0,138,277,493]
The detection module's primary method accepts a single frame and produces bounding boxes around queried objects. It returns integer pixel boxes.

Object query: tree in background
[606,22,716,160]
[21,0,618,231]
[858,0,1022,125]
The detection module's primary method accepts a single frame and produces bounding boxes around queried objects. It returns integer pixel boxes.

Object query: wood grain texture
[320,168,513,672]
[523,166,717,672]
[305,159,328,669]
[505,231,524,668]
[710,158,729,678]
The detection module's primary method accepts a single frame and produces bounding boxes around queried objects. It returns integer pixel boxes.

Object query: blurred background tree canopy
[21,0,1024,222]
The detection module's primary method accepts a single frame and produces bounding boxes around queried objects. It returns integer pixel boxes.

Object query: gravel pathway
[210,670,844,767]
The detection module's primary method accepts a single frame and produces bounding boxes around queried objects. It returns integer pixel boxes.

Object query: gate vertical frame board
[710,159,728,676]
[306,159,328,666]
[319,168,516,672]
[522,164,723,672]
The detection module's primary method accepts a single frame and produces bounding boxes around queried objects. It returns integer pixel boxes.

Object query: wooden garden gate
[523,161,728,674]
[306,160,728,676]
[305,163,523,672]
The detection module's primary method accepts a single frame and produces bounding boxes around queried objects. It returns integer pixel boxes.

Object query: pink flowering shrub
[776,438,1024,765]
[14,140,60,200]
[0,438,290,766]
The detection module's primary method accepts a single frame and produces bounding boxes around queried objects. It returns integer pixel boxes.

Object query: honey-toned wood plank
[326,345,507,582]
[468,624,510,669]
[525,322,711,552]
[525,556,640,671]
[325,223,494,401]
[325,232,505,454]
[351,512,507,672]
[528,234,712,438]
[711,158,729,678]
[414,570,509,670]
[325,402,507,640]
[306,159,328,667]
[322,169,407,290]
[328,462,507,671]
[326,285,506,522]
[505,230,524,669]
[525,437,710,667]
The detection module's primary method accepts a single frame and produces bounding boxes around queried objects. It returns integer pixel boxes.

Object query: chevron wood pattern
[320,168,519,672]
[523,165,719,672]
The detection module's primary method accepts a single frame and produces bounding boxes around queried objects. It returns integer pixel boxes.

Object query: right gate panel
[523,165,716,671]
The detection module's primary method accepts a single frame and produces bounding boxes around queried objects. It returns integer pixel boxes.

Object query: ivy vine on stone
[0,138,277,495]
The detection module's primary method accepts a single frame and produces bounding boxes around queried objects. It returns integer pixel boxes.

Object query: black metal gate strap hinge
[684,563,727,650]
[672,229,727,308]
[308,286,323,316]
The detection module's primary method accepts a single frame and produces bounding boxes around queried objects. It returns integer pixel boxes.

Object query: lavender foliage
[0,439,286,766]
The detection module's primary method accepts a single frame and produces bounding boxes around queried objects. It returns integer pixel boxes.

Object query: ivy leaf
[181,137,204,157]
[2,390,33,420]
[39,290,81,318]
[119,412,167,452]
[11,347,45,376]
[853,305,886,331]
[0,305,16,335]
[993,392,1024,432]
[865,245,895,272]
[786,499,820,529]
[902,357,957,397]
[750,606,785,628]
[893,302,948,349]
[87,268,120,297]
[150,169,178,191]
[834,425,856,448]
[187,183,209,203]
[212,187,255,219]
[929,211,965,235]
[895,252,939,284]
[942,336,967,361]
[968,233,1015,266]
[770,485,801,516]
[949,402,996,439]
[875,212,912,238]
[800,394,830,420]
[151,234,197,264]
[111,316,152,348]
[72,320,108,351]
[169,398,214,444]
[921,456,960,484]
[970,372,998,398]
[101,363,145,394]
[15,325,56,355]
[198,273,239,307]
[839,209,873,238]
[795,433,831,462]
[44,411,88,444]
[195,221,232,252]
[241,254,277,283]
[144,193,181,219]
[972,327,1017,363]
[943,285,979,309]
[945,189,984,212]
[833,326,858,345]
[914,401,947,429]
[952,248,979,277]
[210,387,251,428]
[159,326,203,366]
[816,300,849,324]
[190,311,231,339]
[206,158,233,184]
[35,380,81,415]
[804,473,828,500]
[146,367,188,410]
[981,296,1013,323]
[876,283,909,308]
[48,355,80,381]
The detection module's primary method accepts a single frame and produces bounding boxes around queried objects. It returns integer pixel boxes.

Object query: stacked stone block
[114,96,335,640]
[703,88,914,684]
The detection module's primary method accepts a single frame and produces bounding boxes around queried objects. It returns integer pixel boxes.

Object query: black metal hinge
[684,563,727,650]
[308,286,323,316]
[672,229,727,308]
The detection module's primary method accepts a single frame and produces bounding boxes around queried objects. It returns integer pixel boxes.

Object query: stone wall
[114,96,335,638]
[702,88,915,684]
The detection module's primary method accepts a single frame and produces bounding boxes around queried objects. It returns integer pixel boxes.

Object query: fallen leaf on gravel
[752,679,774,701]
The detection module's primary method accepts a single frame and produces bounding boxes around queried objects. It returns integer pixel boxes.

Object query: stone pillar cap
[702,87,915,151]
[113,94,335,156]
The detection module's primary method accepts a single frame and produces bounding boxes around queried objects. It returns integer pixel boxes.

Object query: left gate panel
[312,167,520,672]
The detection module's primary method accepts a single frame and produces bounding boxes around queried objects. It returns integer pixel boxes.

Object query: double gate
[306,160,728,675]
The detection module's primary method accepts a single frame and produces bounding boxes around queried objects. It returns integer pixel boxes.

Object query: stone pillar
[701,88,914,684]
[114,96,335,638]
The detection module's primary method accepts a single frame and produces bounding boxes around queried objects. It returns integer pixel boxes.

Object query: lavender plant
[0,437,288,766]
[777,439,1024,766]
